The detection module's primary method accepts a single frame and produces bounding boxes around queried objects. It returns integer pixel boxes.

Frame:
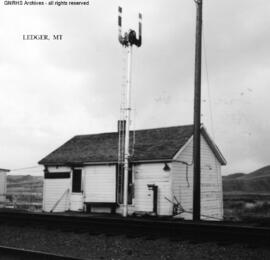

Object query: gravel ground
[0,224,269,260]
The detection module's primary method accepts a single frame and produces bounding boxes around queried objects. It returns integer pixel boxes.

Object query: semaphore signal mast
[117,6,142,217]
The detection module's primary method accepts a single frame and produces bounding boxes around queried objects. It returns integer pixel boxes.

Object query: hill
[223,173,245,180]
[7,175,43,184]
[5,175,43,211]
[7,175,43,194]
[223,166,270,193]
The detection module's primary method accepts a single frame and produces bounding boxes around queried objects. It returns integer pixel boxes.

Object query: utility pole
[193,0,203,221]
[118,7,142,217]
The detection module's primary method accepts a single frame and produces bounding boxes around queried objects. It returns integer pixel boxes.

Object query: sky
[0,0,270,176]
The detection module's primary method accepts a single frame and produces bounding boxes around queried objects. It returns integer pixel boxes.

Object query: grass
[6,175,43,212]
[223,192,270,225]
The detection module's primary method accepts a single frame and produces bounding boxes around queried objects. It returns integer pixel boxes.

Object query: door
[134,180,153,212]
[70,169,83,211]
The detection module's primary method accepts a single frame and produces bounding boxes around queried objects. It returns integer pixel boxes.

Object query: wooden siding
[0,172,6,202]
[172,135,223,220]
[43,166,71,212]
[134,163,172,216]
[84,165,116,203]
[70,193,83,211]
[43,179,70,212]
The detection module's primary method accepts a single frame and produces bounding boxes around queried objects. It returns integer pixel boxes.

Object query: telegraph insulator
[118,6,142,48]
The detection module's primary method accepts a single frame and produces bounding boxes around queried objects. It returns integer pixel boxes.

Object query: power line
[202,29,215,140]
[202,31,223,215]
[10,166,42,172]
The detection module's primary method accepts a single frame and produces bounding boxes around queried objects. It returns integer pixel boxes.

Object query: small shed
[39,125,226,220]
[0,169,9,203]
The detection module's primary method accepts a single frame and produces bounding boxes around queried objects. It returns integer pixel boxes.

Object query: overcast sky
[0,0,270,176]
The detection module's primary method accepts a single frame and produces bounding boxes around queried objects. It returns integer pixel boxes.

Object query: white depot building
[39,125,226,220]
[0,169,9,204]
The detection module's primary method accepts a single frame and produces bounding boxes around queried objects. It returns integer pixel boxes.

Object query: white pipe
[123,44,132,217]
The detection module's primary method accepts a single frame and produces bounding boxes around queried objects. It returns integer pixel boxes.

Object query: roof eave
[172,126,227,166]
[40,158,173,167]
[200,125,227,166]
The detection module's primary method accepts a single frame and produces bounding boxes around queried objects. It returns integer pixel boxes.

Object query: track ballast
[0,210,269,246]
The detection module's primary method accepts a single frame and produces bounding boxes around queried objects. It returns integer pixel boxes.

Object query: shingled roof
[38,125,226,166]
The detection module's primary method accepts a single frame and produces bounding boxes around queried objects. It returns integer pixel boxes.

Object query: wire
[173,160,193,188]
[173,158,223,219]
[202,29,215,140]
[9,166,42,172]
[202,30,224,218]
[164,196,222,221]
[130,89,137,157]
[131,110,136,157]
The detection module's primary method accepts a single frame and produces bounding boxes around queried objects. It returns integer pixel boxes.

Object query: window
[72,169,82,193]
[44,171,70,179]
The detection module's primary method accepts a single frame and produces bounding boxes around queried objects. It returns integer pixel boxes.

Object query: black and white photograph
[0,0,270,259]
